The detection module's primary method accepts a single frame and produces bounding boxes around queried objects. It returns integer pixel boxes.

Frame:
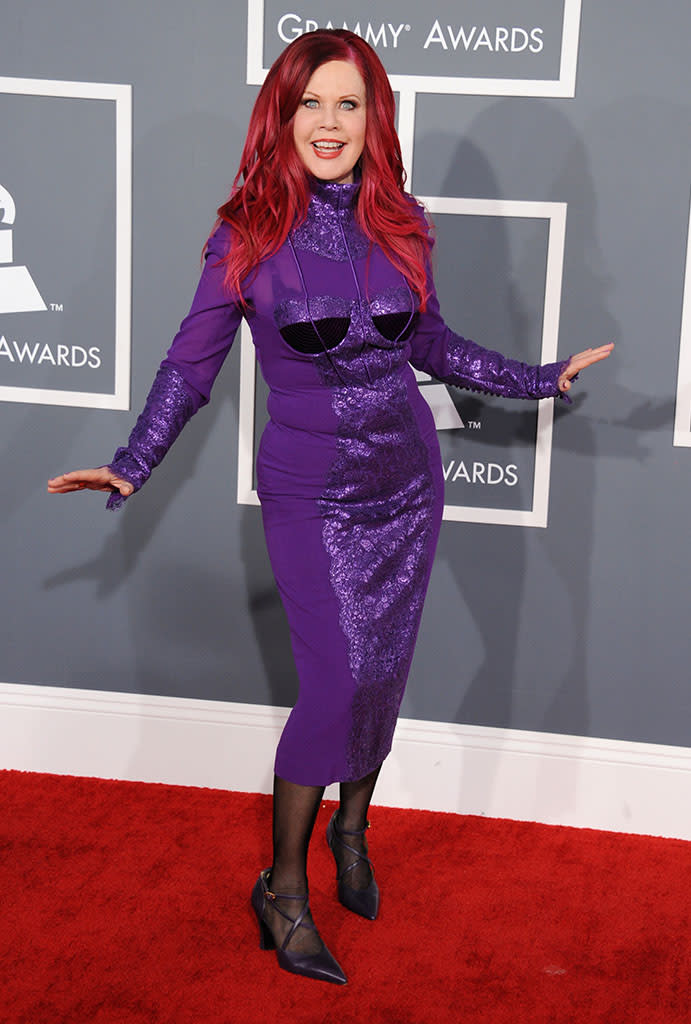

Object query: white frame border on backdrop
[673,195,691,447]
[0,76,132,411]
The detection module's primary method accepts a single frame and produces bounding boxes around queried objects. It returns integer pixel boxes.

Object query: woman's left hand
[558,342,614,395]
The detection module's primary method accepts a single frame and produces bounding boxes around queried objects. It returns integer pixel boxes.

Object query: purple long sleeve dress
[108,178,568,786]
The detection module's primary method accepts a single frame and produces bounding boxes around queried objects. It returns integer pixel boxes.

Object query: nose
[320,105,340,130]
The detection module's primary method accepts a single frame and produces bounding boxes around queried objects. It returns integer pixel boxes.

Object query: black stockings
[334,764,381,891]
[268,774,324,954]
[266,764,382,950]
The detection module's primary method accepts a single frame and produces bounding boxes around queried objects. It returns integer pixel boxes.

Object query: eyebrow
[302,90,364,100]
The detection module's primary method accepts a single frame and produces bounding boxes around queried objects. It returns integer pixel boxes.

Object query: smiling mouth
[311,141,345,156]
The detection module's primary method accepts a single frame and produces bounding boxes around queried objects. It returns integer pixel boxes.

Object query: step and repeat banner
[1,2,690,748]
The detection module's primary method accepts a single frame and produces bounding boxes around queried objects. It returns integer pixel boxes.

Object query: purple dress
[108,179,567,786]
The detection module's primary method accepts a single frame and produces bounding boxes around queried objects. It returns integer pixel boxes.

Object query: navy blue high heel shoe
[326,811,380,921]
[251,869,347,985]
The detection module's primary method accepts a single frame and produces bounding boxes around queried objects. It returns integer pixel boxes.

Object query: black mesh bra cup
[371,311,419,343]
[280,312,419,354]
[280,317,351,354]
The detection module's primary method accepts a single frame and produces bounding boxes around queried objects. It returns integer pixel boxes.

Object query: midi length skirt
[257,367,444,786]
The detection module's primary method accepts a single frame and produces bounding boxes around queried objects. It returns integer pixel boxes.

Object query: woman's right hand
[47,467,134,497]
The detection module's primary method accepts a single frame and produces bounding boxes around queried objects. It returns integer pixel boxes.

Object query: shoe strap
[262,878,316,950]
[330,815,375,881]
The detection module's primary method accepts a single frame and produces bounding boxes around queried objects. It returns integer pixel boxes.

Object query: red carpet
[0,770,689,1023]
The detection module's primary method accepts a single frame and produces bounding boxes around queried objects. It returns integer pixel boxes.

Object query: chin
[312,166,354,185]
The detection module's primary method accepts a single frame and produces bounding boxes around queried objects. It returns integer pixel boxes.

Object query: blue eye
[302,99,318,108]
[341,101,356,110]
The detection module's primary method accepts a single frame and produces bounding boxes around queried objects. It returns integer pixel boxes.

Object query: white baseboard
[1,682,690,840]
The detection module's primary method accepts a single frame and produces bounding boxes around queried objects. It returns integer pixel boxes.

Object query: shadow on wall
[30,109,298,712]
[406,96,675,811]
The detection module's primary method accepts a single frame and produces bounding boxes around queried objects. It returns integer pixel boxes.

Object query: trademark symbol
[405,24,411,31]
[468,420,481,430]
[50,303,63,312]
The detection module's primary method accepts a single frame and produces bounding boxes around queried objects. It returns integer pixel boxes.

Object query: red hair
[216,29,432,309]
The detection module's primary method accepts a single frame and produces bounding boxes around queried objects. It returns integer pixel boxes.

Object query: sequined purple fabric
[290,179,370,260]
[106,366,197,509]
[441,339,569,400]
[292,207,438,775]
[317,372,435,779]
[369,285,415,319]
[273,293,350,331]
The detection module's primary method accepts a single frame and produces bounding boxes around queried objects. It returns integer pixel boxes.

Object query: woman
[48,30,612,985]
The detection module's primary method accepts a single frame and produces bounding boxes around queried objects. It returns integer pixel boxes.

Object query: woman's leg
[333,764,381,891]
[263,773,325,954]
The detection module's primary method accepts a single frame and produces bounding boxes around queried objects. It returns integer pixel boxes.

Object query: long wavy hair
[216,29,432,308]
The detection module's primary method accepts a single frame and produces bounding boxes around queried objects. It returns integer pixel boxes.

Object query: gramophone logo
[0,183,47,315]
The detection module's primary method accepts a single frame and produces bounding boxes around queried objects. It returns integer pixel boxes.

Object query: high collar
[291,171,367,261]
[309,174,361,214]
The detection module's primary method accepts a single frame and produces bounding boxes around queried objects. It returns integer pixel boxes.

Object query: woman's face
[292,60,367,184]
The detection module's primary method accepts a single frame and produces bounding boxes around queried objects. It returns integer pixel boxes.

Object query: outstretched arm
[48,224,242,508]
[408,215,613,399]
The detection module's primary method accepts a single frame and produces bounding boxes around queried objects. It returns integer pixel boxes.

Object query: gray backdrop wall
[1,1,690,749]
